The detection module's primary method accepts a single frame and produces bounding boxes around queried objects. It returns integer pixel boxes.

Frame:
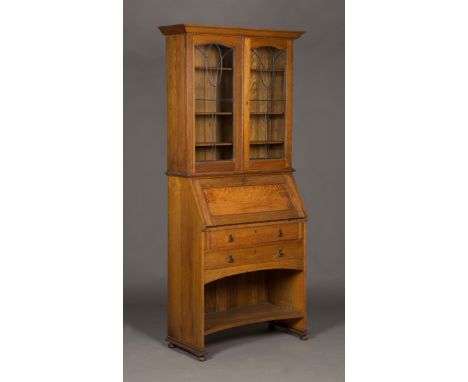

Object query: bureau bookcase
[159,24,308,361]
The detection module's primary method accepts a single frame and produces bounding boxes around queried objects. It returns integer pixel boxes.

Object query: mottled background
[124,0,343,379]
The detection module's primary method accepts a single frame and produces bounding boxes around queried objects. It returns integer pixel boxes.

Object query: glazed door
[244,38,293,171]
[188,35,243,173]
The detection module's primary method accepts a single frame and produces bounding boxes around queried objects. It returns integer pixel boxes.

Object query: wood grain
[205,271,267,314]
[193,173,307,227]
[159,24,305,39]
[204,184,292,215]
[205,240,303,270]
[166,34,187,174]
[204,259,303,284]
[205,303,303,335]
[167,176,205,352]
[206,221,301,250]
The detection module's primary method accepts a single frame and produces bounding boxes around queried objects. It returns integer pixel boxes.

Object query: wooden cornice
[158,24,305,39]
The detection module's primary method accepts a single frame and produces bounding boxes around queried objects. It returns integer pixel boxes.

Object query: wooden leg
[166,336,208,361]
[272,321,309,340]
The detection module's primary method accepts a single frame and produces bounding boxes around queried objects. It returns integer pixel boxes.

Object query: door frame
[188,34,243,174]
[243,37,293,171]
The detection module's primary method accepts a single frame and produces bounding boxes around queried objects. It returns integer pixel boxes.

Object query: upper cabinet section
[160,25,304,176]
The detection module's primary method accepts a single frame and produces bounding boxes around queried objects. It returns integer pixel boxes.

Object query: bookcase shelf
[250,99,285,102]
[195,112,233,116]
[196,98,233,101]
[250,141,284,145]
[195,142,233,147]
[205,303,303,335]
[250,68,284,72]
[195,67,233,71]
[250,112,284,116]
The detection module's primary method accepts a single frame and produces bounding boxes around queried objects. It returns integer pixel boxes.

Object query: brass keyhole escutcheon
[278,229,284,237]
[227,255,234,263]
[277,249,284,258]
[228,234,234,242]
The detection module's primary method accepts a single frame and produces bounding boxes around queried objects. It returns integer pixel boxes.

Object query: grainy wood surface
[204,259,303,284]
[193,173,307,227]
[205,240,303,270]
[166,34,187,174]
[159,24,305,39]
[167,176,205,352]
[206,221,301,250]
[204,184,293,215]
[205,303,303,335]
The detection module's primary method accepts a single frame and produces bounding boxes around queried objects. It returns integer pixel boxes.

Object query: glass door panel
[194,44,234,162]
[249,46,286,160]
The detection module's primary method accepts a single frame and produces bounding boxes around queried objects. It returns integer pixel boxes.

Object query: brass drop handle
[278,229,284,237]
[277,249,284,258]
[228,234,234,242]
[227,255,234,263]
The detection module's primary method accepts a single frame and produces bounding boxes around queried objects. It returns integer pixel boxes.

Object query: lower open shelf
[205,303,303,335]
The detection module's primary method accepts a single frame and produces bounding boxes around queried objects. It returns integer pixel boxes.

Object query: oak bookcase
[159,24,308,361]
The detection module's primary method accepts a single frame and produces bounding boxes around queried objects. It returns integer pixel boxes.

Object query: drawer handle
[277,249,284,258]
[228,234,234,242]
[227,255,234,263]
[278,229,284,237]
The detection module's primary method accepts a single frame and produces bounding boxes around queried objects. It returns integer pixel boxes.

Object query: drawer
[206,222,302,250]
[204,241,304,271]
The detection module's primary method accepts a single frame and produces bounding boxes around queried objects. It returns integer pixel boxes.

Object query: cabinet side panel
[167,176,181,337]
[167,177,204,351]
[268,222,307,333]
[166,35,187,173]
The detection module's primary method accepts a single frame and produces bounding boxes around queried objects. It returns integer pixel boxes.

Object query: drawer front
[204,241,303,270]
[206,222,301,250]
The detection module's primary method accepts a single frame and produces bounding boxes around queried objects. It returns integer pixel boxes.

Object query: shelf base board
[205,303,303,335]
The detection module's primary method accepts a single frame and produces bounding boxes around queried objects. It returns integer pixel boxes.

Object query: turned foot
[300,334,309,341]
[198,355,207,362]
[168,342,176,348]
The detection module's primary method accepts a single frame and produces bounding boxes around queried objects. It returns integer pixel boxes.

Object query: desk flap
[192,173,307,227]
